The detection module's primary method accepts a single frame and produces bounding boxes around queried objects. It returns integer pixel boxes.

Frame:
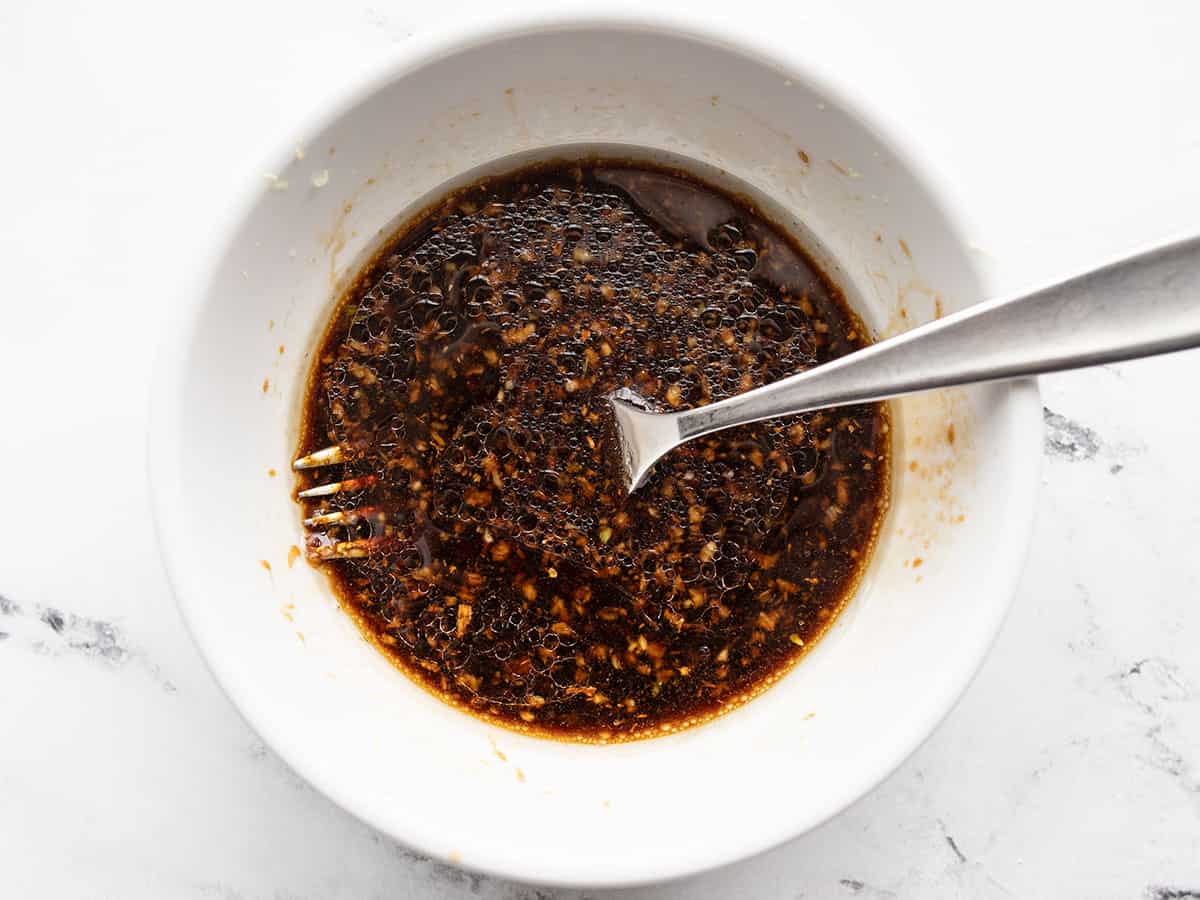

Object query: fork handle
[677,233,1200,440]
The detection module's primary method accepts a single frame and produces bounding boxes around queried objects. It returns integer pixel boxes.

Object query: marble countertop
[2,1,1198,897]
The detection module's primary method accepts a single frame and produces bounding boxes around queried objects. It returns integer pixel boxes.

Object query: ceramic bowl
[149,13,1040,887]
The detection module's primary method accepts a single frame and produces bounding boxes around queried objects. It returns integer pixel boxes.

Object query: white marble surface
[2,1,1199,897]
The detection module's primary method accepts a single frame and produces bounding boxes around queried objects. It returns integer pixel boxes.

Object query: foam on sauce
[296,160,889,741]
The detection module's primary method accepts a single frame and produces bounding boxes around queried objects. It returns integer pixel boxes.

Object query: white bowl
[149,14,1041,888]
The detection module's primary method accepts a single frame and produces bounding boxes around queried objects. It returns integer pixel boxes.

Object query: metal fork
[609,233,1200,493]
[293,445,388,559]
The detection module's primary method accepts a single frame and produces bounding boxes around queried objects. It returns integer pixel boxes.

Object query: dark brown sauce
[296,160,889,741]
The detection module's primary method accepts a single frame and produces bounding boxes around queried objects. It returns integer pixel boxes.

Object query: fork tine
[303,506,385,528]
[293,445,349,470]
[297,475,376,498]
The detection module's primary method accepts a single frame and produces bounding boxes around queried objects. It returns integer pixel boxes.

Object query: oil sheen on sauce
[296,161,890,742]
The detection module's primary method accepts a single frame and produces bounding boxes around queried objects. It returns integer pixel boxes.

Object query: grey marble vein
[1110,657,1199,802]
[39,606,129,663]
[1146,888,1200,900]
[1043,407,1101,461]
[938,820,967,864]
[0,593,176,691]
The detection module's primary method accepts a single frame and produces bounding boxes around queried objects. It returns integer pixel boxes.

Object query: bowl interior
[151,22,1040,887]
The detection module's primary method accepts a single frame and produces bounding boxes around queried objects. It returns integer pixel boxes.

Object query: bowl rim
[147,9,1043,888]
